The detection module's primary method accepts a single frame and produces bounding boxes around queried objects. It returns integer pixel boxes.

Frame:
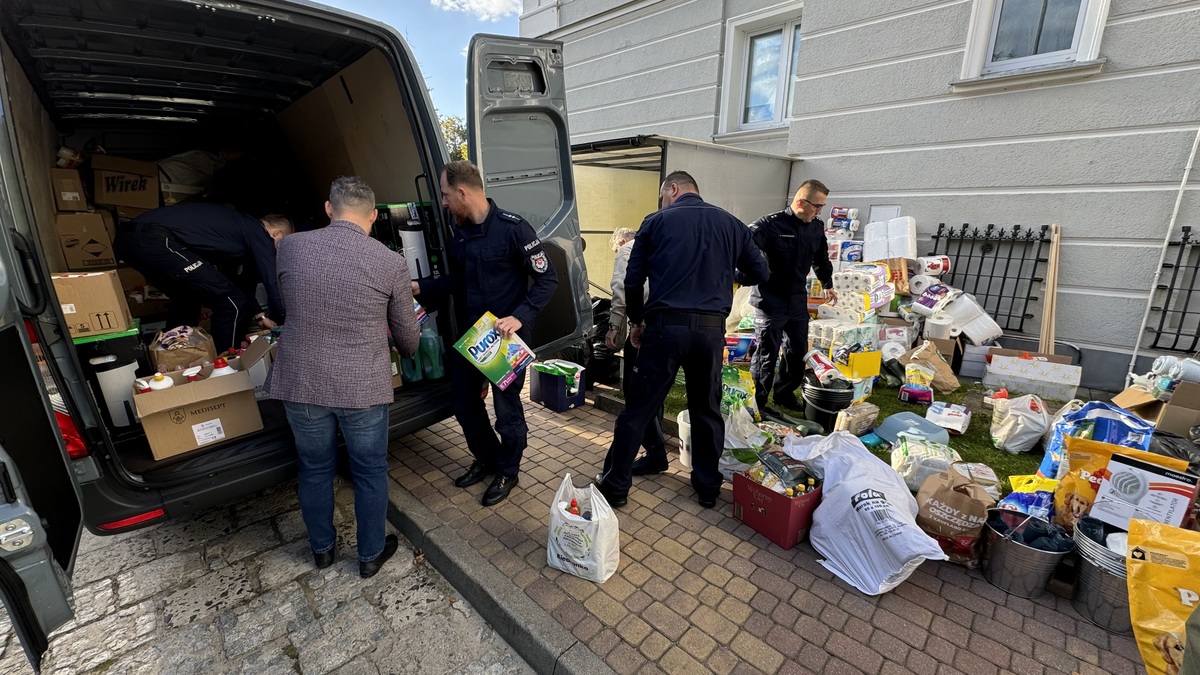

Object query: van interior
[1,0,456,487]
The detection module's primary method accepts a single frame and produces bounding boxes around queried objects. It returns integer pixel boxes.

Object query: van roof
[0,0,377,128]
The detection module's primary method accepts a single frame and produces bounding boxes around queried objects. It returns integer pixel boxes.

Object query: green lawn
[623,366,1045,488]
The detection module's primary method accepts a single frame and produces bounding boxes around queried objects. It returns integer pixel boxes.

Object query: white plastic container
[148,373,174,391]
[89,355,138,427]
[209,357,238,378]
[676,411,693,470]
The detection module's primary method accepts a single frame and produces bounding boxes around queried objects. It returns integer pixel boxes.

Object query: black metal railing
[1150,226,1200,352]
[928,223,1051,334]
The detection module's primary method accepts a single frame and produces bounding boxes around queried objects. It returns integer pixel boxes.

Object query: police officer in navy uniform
[746,180,837,419]
[414,160,558,507]
[596,171,769,508]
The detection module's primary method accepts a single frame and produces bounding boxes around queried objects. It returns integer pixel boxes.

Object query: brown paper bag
[899,340,959,393]
[916,464,996,567]
[149,327,217,371]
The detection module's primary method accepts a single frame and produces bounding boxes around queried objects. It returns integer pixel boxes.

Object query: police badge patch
[530,251,549,273]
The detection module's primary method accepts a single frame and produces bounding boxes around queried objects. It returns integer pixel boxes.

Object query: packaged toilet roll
[915,256,951,276]
[862,217,918,262]
[909,274,936,297]
[837,284,896,314]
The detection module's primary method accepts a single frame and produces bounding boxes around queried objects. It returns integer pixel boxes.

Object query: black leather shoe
[313,547,336,569]
[594,480,628,508]
[454,461,494,488]
[631,456,669,476]
[698,494,718,508]
[482,474,519,507]
[359,534,399,579]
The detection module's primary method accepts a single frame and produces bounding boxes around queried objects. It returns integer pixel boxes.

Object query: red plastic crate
[732,472,823,551]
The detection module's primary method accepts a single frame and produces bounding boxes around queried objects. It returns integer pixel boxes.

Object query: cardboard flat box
[51,271,134,338]
[987,349,1071,365]
[982,355,1082,402]
[97,208,117,242]
[1112,386,1166,424]
[132,359,265,461]
[55,212,115,270]
[1157,381,1200,437]
[50,168,87,211]
[92,155,159,209]
[1090,453,1200,530]
[229,337,275,400]
[732,472,822,550]
[929,337,965,374]
[959,343,997,379]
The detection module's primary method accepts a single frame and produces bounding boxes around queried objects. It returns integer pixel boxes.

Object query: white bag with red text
[547,474,620,583]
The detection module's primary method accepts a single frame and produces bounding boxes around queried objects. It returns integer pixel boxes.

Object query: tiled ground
[387,392,1148,675]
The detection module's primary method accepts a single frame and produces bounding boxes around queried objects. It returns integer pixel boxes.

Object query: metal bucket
[1071,519,1133,635]
[983,510,1071,599]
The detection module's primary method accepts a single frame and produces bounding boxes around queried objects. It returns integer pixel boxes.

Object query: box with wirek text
[132,356,266,461]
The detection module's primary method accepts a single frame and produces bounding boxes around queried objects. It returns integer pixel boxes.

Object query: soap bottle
[420,323,445,379]
[401,350,424,383]
[148,373,174,391]
[209,357,238,378]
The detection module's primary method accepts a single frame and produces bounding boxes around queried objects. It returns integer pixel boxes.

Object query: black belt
[647,312,724,328]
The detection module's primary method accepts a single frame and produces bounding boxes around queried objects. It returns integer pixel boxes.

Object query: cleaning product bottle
[401,350,423,383]
[568,498,579,516]
[209,357,238,378]
[148,373,174,391]
[420,323,445,379]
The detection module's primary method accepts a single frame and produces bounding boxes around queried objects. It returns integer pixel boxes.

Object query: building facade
[522,0,1200,390]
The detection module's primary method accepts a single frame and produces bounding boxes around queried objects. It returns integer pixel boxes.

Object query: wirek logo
[104,175,148,193]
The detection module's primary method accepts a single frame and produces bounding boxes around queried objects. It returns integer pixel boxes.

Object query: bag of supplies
[546,474,620,583]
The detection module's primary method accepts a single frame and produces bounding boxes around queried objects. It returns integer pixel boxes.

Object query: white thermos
[89,355,138,427]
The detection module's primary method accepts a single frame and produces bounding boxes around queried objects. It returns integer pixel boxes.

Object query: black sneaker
[359,534,399,579]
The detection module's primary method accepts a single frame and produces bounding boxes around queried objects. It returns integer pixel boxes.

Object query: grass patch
[611,366,1045,485]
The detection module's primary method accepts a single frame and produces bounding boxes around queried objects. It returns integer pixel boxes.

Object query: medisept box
[453,312,535,391]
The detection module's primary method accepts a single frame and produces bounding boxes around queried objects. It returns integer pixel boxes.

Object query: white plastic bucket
[676,411,693,470]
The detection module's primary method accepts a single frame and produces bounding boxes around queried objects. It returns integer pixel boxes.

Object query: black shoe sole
[359,534,399,578]
[698,497,718,508]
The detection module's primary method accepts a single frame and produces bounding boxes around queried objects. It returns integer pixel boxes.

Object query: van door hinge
[0,519,33,551]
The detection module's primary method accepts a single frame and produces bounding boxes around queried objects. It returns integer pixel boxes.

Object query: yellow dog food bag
[1054,437,1189,534]
[1128,519,1200,675]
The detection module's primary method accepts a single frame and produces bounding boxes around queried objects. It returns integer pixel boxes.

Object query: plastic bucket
[801,384,854,434]
[983,510,1070,599]
[676,411,693,470]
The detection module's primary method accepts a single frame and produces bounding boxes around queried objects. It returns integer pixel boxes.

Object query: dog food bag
[1053,437,1189,534]
[1127,519,1200,675]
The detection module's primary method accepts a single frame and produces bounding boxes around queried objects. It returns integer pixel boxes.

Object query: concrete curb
[387,482,616,675]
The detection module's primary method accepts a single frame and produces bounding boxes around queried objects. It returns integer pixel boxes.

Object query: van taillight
[98,509,165,531]
[55,411,87,460]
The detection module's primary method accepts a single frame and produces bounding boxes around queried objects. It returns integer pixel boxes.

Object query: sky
[322,0,521,119]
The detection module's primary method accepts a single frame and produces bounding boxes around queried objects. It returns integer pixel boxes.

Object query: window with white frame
[719,5,804,135]
[960,0,1110,82]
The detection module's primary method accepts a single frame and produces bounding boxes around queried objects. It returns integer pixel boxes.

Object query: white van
[0,1,590,668]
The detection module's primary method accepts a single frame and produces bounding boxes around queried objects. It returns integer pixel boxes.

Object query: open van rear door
[467,34,592,354]
[0,179,80,671]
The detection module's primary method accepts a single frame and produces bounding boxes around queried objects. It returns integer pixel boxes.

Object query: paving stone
[376,567,449,632]
[826,632,883,674]
[145,508,237,557]
[39,601,157,673]
[71,536,158,585]
[691,605,738,644]
[50,578,115,635]
[294,597,388,675]
[968,633,1013,669]
[219,582,315,658]
[660,646,706,675]
[162,562,256,629]
[206,518,281,566]
[99,619,227,675]
[730,630,786,673]
[638,630,671,661]
[116,551,208,606]
[605,642,647,675]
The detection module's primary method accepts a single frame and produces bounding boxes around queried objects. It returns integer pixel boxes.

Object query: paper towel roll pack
[863,217,918,262]
[914,256,951,276]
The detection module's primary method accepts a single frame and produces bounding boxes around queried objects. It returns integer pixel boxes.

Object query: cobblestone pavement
[390,392,1149,675]
[0,478,532,675]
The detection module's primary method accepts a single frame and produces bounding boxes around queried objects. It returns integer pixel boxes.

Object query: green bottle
[420,323,445,379]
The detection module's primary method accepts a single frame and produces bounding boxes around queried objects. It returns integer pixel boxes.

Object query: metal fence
[1150,226,1200,352]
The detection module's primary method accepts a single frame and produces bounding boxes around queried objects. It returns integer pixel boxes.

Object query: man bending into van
[113,202,292,353]
[266,176,421,578]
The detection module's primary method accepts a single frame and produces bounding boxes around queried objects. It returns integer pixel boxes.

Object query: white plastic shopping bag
[547,474,620,583]
[990,394,1049,454]
[785,432,946,595]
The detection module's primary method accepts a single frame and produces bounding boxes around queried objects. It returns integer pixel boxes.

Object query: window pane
[992,0,1083,62]
[786,25,802,118]
[743,30,782,125]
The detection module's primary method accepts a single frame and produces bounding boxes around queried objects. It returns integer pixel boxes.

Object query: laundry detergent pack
[453,312,534,391]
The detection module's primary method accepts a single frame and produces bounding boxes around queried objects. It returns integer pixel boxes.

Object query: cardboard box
[529,365,587,413]
[132,360,265,461]
[55,212,115,270]
[982,355,1082,402]
[987,349,1072,365]
[116,266,170,318]
[51,271,134,338]
[1157,382,1200,437]
[229,337,275,400]
[1090,453,1200,530]
[97,208,117,242]
[92,155,159,209]
[1112,386,1166,424]
[116,205,151,221]
[833,349,882,379]
[929,337,965,374]
[50,168,87,211]
[149,327,218,372]
[732,472,822,550]
[960,343,997,379]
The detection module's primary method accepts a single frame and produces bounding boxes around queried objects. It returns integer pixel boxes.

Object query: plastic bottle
[568,498,579,516]
[182,366,203,382]
[148,373,174,391]
[209,357,238,378]
[420,323,445,379]
[401,351,423,383]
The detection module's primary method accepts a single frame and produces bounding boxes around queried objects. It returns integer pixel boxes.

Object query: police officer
[746,180,836,419]
[596,171,769,508]
[413,160,558,507]
[113,202,292,353]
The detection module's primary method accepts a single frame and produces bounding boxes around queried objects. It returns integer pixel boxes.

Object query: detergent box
[453,312,535,391]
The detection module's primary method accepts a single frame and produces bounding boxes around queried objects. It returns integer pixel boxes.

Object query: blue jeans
[284,402,390,562]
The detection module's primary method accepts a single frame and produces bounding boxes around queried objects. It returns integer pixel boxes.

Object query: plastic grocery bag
[1127,520,1200,675]
[547,474,619,583]
[785,431,947,595]
[990,394,1049,454]
[891,437,962,493]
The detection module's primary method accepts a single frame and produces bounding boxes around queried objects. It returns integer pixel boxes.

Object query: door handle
[8,229,45,317]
